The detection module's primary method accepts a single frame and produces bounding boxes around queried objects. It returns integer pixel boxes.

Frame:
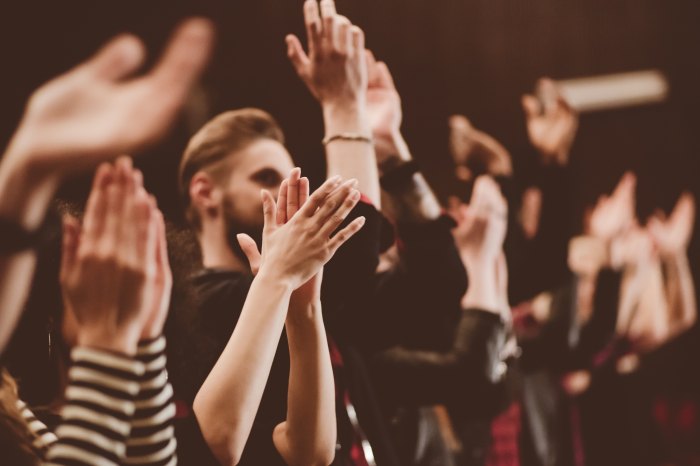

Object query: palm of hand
[367,87,401,139]
[21,77,176,171]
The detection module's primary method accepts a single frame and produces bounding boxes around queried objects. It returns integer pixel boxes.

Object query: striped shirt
[18,337,177,466]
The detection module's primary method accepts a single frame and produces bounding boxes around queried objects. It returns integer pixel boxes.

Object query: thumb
[521,94,540,120]
[82,34,146,81]
[237,234,262,275]
[286,35,310,78]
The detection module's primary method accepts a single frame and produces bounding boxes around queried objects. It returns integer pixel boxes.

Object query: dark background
[0,0,698,260]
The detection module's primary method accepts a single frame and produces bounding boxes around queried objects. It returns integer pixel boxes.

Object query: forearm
[193,273,293,465]
[0,155,59,355]
[274,302,336,466]
[378,132,441,223]
[323,103,381,207]
[461,259,500,314]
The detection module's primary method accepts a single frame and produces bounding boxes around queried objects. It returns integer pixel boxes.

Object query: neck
[199,221,250,273]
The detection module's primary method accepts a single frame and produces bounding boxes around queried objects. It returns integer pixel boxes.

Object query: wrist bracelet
[379,159,421,192]
[322,133,373,146]
[0,215,55,254]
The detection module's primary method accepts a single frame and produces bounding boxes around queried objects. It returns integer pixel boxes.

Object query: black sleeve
[322,201,383,338]
[358,215,468,353]
[369,309,510,417]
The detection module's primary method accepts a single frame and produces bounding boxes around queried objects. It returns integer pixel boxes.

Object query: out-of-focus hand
[451,176,508,267]
[568,236,609,277]
[4,19,214,180]
[237,170,366,291]
[522,78,579,166]
[60,158,161,354]
[589,172,637,243]
[286,0,367,110]
[448,115,513,181]
[648,192,696,259]
[363,51,404,162]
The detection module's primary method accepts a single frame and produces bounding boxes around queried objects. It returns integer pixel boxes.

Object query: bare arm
[194,272,294,466]
[274,301,336,466]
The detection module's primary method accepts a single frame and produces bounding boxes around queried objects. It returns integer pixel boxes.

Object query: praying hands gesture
[60,157,169,355]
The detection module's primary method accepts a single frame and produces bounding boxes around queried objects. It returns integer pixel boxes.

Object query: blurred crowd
[0,1,696,466]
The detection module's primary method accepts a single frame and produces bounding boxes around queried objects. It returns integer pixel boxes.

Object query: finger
[328,216,366,253]
[276,179,289,225]
[320,0,337,46]
[319,188,361,237]
[133,168,144,189]
[376,62,396,89]
[116,156,135,193]
[130,189,156,268]
[150,18,215,103]
[261,190,278,231]
[314,179,358,226]
[154,209,171,278]
[97,177,126,256]
[81,34,146,81]
[351,26,365,55]
[300,175,342,217]
[287,167,302,219]
[366,50,379,85]
[521,95,541,120]
[286,35,311,77]
[303,0,322,53]
[237,234,262,275]
[82,164,113,244]
[336,16,352,55]
[299,177,310,207]
[60,215,81,283]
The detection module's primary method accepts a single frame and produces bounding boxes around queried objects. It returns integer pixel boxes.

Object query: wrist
[77,326,140,356]
[287,300,323,325]
[375,130,411,166]
[255,268,297,295]
[0,148,60,230]
[322,101,371,135]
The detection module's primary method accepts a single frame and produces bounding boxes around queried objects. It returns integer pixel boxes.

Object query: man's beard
[222,198,263,270]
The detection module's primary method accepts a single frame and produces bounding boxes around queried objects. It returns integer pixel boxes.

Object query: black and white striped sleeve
[16,399,58,454]
[124,336,177,466]
[45,346,144,466]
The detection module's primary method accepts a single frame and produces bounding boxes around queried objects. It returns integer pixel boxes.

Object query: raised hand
[451,176,508,266]
[60,157,161,354]
[237,171,366,291]
[589,172,637,243]
[522,78,579,166]
[448,115,513,181]
[648,192,696,258]
[286,0,367,109]
[4,19,214,179]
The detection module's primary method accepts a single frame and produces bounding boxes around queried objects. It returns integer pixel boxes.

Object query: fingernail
[351,190,360,201]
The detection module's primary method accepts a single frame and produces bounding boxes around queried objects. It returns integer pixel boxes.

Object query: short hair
[179,108,285,229]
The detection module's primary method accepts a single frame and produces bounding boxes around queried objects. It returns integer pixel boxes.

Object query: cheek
[225,186,266,225]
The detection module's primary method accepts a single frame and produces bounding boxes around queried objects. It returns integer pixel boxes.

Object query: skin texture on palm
[286,0,381,207]
[0,19,214,356]
[194,170,363,466]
